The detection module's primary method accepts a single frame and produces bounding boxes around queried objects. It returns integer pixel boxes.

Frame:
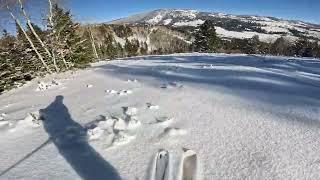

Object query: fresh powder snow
[1,53,320,179]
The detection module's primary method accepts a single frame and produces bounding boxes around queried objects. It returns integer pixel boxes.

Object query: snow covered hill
[109,9,320,43]
[1,54,320,179]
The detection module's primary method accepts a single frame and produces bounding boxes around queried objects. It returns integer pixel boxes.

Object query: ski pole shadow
[40,95,121,180]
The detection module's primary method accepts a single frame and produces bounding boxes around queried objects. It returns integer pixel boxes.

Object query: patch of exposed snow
[146,14,164,24]
[114,35,126,46]
[163,18,173,25]
[173,19,204,27]
[308,30,320,39]
[215,26,281,43]
[171,9,198,19]
[261,26,289,33]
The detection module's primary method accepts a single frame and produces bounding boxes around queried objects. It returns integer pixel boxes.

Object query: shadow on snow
[39,95,121,180]
[96,55,320,106]
[0,96,121,179]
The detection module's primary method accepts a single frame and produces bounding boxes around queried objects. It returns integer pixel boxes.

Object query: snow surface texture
[1,53,320,179]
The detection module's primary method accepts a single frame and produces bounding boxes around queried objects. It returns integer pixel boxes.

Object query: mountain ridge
[107,9,320,43]
[108,9,320,27]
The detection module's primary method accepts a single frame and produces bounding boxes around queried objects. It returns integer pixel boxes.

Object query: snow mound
[86,84,94,88]
[86,106,141,144]
[0,113,11,128]
[114,118,127,131]
[105,89,118,94]
[118,90,133,96]
[112,131,135,146]
[161,82,184,89]
[156,116,174,124]
[36,80,60,91]
[0,113,6,121]
[0,120,9,127]
[126,79,138,83]
[9,111,42,132]
[160,127,187,137]
[147,103,160,110]
[86,118,116,140]
[123,107,138,116]
[87,126,105,140]
[105,89,133,96]
[203,64,215,69]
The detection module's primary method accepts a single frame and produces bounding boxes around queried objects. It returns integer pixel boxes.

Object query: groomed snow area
[1,53,320,179]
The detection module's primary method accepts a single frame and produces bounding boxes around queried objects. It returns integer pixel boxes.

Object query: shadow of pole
[0,139,51,177]
[39,95,121,180]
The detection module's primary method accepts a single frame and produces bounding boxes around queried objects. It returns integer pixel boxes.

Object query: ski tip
[157,149,169,158]
[182,148,196,156]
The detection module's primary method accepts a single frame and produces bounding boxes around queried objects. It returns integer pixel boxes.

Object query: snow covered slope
[109,9,320,42]
[1,54,320,179]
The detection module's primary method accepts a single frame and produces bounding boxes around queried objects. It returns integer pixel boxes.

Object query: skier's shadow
[40,95,121,180]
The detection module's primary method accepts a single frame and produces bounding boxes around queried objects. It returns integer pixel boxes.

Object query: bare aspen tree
[17,0,59,72]
[45,0,70,69]
[47,0,60,71]
[5,5,52,73]
[89,26,99,59]
[48,0,69,69]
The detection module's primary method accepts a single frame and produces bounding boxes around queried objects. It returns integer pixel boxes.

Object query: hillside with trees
[0,2,320,93]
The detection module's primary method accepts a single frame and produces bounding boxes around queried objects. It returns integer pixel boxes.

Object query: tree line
[193,20,320,57]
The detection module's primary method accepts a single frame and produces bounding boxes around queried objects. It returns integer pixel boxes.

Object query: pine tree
[124,38,132,57]
[193,20,220,52]
[51,4,93,68]
[293,38,313,57]
[102,34,117,60]
[312,42,320,58]
[140,42,148,55]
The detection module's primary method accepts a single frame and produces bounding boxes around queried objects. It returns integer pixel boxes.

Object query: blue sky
[69,0,320,24]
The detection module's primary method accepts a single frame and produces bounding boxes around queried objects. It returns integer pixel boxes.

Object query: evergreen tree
[124,38,131,57]
[270,37,293,56]
[116,42,124,58]
[103,34,117,60]
[293,38,313,57]
[124,38,139,57]
[312,42,320,58]
[193,20,220,52]
[15,23,44,72]
[51,4,93,68]
[140,42,148,55]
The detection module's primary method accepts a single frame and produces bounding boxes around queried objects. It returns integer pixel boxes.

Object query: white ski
[150,149,170,180]
[179,148,199,180]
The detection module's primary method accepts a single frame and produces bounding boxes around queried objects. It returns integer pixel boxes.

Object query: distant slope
[108,9,320,43]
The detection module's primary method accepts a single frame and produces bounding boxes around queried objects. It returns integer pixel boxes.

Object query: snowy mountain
[109,9,320,43]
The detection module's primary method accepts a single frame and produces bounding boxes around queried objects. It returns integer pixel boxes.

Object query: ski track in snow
[1,53,320,179]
